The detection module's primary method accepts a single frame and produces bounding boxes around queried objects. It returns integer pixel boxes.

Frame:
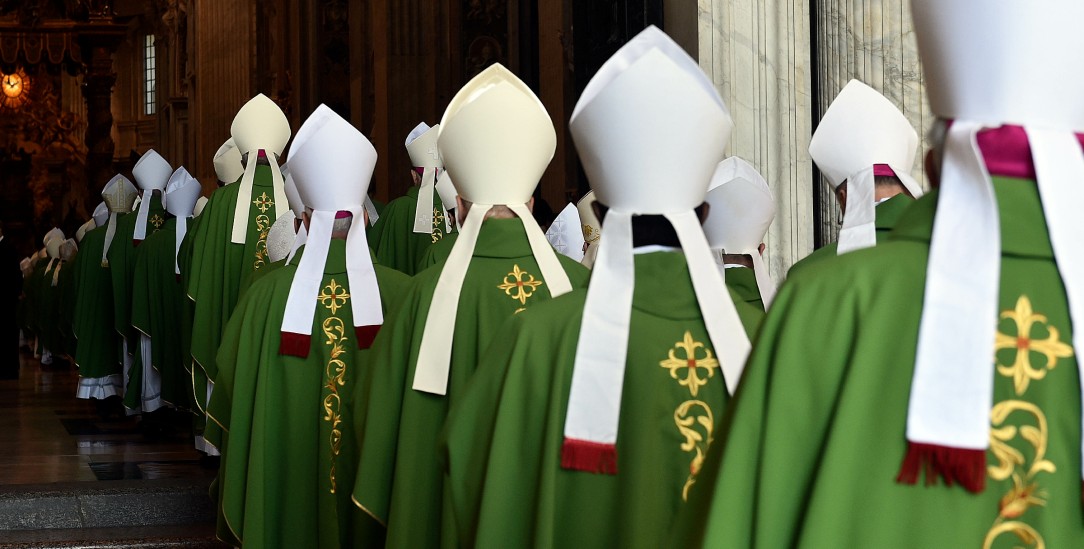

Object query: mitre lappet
[577,191,601,268]
[410,63,573,395]
[562,25,750,472]
[434,170,458,231]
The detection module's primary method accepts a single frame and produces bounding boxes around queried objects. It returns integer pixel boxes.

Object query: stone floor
[0,353,214,486]
[0,351,225,547]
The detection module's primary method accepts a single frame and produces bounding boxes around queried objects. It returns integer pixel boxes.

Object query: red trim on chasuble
[896,442,985,493]
[279,332,311,358]
[354,325,381,349]
[561,438,618,475]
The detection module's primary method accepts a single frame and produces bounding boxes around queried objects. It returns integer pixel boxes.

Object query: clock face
[0,69,29,109]
[3,73,22,98]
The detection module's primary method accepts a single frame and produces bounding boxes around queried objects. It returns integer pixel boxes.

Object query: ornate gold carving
[994,296,1073,395]
[318,280,352,315]
[253,191,274,214]
[675,400,714,501]
[320,280,350,494]
[498,264,544,306]
[659,331,720,398]
[149,214,164,229]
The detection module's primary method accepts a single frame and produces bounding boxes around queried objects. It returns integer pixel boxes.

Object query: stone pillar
[78,27,124,195]
[813,0,931,246]
[697,0,815,277]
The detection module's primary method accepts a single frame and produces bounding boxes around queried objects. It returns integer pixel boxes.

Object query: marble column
[697,0,815,277]
[813,0,931,245]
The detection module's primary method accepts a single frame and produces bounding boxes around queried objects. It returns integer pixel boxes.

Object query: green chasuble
[187,165,283,386]
[439,251,764,548]
[24,258,47,349]
[107,196,167,350]
[673,176,1084,548]
[209,240,410,549]
[58,253,79,358]
[370,185,455,275]
[723,266,764,311]
[72,225,122,395]
[130,218,194,410]
[417,231,458,272]
[34,259,64,355]
[352,218,591,548]
[788,192,913,278]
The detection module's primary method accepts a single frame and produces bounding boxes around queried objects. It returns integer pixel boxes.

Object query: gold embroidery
[320,280,350,494]
[498,264,544,306]
[253,214,272,270]
[659,331,720,398]
[318,280,352,315]
[149,214,165,229]
[582,223,600,243]
[675,400,714,501]
[432,208,445,243]
[983,295,1072,549]
[253,191,274,214]
[993,296,1073,395]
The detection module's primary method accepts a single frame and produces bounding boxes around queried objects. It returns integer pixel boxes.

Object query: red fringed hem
[561,438,618,475]
[279,332,311,358]
[354,325,380,349]
[896,442,985,493]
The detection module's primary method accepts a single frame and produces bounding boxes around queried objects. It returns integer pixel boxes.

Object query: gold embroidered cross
[659,331,720,397]
[149,214,164,229]
[253,191,274,214]
[994,295,1073,395]
[318,279,351,315]
[498,264,543,305]
[582,223,600,243]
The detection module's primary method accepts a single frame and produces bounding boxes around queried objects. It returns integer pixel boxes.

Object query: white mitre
[562,26,749,473]
[704,157,777,307]
[131,149,172,242]
[75,220,93,243]
[279,104,382,357]
[229,94,291,245]
[266,213,297,263]
[809,80,921,254]
[900,0,1084,491]
[545,203,586,262]
[193,196,209,217]
[92,201,109,227]
[163,167,202,275]
[410,63,573,396]
[432,170,457,231]
[576,191,601,268]
[100,174,138,266]
[213,137,244,185]
[44,228,65,259]
[406,122,445,235]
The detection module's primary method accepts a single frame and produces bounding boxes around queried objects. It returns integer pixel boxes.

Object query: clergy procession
[11,0,1084,546]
